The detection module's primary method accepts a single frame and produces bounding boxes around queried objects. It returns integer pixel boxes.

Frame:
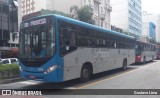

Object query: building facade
[0,0,19,58]
[21,0,112,29]
[110,0,142,37]
[21,0,54,16]
[54,0,112,29]
[142,22,156,41]
[142,12,160,43]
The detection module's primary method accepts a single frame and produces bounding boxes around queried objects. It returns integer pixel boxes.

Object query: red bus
[135,41,156,63]
[156,45,160,59]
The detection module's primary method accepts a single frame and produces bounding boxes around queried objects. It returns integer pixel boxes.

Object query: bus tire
[80,65,92,82]
[143,57,146,64]
[122,59,127,71]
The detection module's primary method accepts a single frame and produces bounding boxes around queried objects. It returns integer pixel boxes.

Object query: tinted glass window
[2,60,9,64]
[19,26,55,58]
[78,27,95,47]
[59,20,77,56]
[10,59,17,63]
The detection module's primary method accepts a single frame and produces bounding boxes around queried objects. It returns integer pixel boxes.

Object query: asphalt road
[0,60,160,98]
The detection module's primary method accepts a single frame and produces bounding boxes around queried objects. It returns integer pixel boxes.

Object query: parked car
[0,58,19,64]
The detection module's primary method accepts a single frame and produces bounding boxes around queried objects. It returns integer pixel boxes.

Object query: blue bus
[19,14,135,82]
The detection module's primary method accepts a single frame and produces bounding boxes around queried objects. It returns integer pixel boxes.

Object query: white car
[0,58,19,64]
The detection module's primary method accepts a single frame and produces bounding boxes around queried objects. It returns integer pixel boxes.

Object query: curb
[0,77,24,84]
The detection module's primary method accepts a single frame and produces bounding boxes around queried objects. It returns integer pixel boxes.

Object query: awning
[11,48,19,54]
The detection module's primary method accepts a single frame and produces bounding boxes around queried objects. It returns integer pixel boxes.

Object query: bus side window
[141,45,144,51]
[114,43,116,48]
[78,27,95,47]
[60,27,77,56]
[67,29,77,50]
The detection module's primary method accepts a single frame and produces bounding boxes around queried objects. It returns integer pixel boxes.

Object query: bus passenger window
[60,28,77,56]
[114,43,116,48]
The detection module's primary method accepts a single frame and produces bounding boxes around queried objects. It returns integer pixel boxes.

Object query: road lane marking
[77,61,160,89]
[65,87,77,89]
[18,81,41,85]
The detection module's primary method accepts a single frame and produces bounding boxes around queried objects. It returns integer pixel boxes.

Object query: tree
[70,5,95,24]
[70,5,79,19]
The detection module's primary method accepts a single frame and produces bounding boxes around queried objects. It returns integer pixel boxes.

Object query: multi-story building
[142,22,156,41]
[21,0,54,16]
[54,0,112,29]
[21,0,112,29]
[21,0,35,16]
[110,0,142,37]
[0,0,19,58]
[142,12,160,42]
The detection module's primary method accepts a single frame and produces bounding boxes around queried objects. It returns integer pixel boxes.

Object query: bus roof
[136,40,156,46]
[22,14,135,40]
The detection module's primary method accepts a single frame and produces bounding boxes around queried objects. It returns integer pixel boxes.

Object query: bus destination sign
[24,18,47,28]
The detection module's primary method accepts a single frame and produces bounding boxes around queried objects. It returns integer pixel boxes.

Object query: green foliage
[123,31,129,35]
[70,5,95,24]
[78,6,94,24]
[0,64,19,73]
[70,5,79,14]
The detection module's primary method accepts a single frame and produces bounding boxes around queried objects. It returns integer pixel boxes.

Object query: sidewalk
[0,77,24,84]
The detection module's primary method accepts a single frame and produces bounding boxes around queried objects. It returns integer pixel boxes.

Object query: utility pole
[98,0,100,26]
[52,0,54,11]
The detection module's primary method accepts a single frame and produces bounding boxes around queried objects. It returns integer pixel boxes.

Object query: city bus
[156,45,160,59]
[135,41,156,63]
[19,14,135,82]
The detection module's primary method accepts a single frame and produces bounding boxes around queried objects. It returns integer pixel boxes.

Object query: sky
[142,0,160,14]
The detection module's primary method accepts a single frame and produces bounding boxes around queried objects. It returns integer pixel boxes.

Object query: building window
[133,3,135,7]
[101,21,103,27]
[83,0,86,5]
[88,0,91,6]
[101,7,103,14]
[94,3,98,14]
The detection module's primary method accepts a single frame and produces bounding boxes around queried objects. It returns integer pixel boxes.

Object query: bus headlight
[44,65,57,74]
[19,66,23,72]
[138,55,141,58]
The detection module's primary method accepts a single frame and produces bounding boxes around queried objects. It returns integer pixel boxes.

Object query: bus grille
[19,58,51,67]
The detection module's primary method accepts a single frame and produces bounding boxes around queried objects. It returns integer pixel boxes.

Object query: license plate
[29,75,35,79]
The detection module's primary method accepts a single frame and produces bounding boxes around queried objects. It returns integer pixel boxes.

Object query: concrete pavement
[0,77,24,84]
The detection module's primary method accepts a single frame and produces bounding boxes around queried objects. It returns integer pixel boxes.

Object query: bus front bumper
[20,69,59,82]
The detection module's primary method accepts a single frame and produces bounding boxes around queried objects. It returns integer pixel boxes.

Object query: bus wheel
[122,59,127,70]
[143,57,146,64]
[80,66,91,82]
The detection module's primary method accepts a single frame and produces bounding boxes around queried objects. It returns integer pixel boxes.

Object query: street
[1,60,160,98]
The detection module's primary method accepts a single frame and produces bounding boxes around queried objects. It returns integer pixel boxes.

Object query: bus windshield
[19,26,55,58]
[135,45,142,55]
